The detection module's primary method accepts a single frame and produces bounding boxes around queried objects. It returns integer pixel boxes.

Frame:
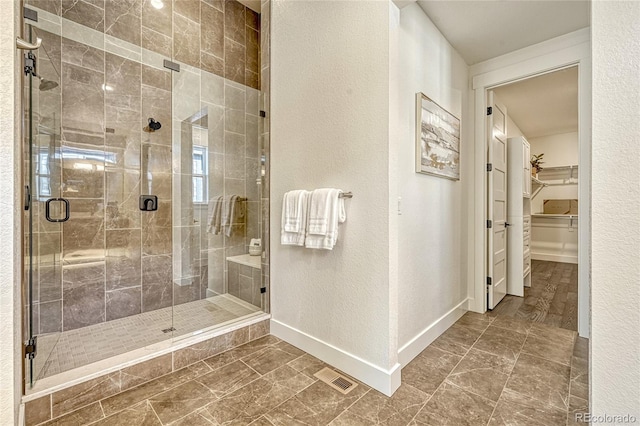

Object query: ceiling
[493,66,578,138]
[416,1,589,65]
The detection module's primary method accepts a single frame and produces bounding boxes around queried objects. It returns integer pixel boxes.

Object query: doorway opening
[469,35,590,339]
[487,66,580,331]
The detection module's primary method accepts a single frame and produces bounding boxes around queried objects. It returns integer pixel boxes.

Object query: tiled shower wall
[26,0,263,333]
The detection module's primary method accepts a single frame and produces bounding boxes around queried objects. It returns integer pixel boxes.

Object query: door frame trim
[468,28,591,338]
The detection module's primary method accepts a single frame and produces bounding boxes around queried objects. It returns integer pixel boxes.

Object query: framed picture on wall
[415,93,461,180]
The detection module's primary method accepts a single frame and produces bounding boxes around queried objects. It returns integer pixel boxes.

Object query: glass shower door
[23,21,64,388]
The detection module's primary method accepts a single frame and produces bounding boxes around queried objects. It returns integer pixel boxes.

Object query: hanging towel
[283,190,308,233]
[281,190,310,246]
[305,189,346,250]
[307,188,332,235]
[206,195,224,234]
[222,195,240,237]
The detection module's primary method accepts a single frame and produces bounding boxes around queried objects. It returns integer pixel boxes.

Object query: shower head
[143,118,162,133]
[38,77,58,91]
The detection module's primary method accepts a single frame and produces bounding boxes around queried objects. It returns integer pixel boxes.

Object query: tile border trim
[23,313,270,402]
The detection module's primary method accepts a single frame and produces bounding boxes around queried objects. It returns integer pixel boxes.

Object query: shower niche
[22,0,270,389]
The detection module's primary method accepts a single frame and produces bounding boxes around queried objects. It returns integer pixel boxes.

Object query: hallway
[28,311,588,426]
[491,260,579,331]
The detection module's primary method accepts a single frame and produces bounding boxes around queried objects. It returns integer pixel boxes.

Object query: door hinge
[486,163,493,172]
[487,220,492,229]
[163,59,180,72]
[24,52,36,77]
[25,336,37,360]
[260,287,266,294]
[487,277,492,285]
[487,106,493,115]
[24,185,31,211]
[259,110,266,118]
[24,7,38,22]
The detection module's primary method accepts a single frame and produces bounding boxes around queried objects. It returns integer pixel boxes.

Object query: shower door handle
[45,198,70,223]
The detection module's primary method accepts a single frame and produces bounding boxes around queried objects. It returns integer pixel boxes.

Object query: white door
[487,91,508,309]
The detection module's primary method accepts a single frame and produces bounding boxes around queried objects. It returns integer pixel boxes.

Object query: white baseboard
[270,319,401,396]
[398,298,469,367]
[531,252,578,264]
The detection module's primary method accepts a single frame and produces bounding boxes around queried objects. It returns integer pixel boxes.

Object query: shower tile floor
[35,295,261,380]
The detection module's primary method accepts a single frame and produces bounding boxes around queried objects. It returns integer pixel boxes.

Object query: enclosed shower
[21,0,270,388]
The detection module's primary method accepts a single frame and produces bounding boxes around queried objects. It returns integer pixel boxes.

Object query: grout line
[98,400,106,419]
[148,400,164,425]
[409,322,492,420]
[481,321,529,425]
[328,388,371,424]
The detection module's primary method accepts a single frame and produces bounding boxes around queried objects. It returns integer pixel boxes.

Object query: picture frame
[415,92,461,180]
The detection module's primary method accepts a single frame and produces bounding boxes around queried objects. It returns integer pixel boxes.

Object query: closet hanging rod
[339,192,353,199]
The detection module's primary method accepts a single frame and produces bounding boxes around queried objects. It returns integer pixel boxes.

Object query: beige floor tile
[412,382,495,425]
[505,353,570,410]
[202,335,282,371]
[454,312,494,332]
[250,416,277,425]
[196,360,260,398]
[529,322,576,343]
[402,346,462,395]
[329,410,377,425]
[265,380,368,425]
[488,388,568,426]
[573,337,588,360]
[148,380,218,424]
[472,326,526,363]
[331,384,428,426]
[41,403,104,426]
[168,408,218,425]
[430,324,483,356]
[243,345,304,375]
[446,348,513,402]
[91,400,161,426]
[521,334,574,366]
[490,315,533,335]
[570,356,588,401]
[201,365,315,425]
[567,395,589,425]
[287,354,328,380]
[101,362,209,416]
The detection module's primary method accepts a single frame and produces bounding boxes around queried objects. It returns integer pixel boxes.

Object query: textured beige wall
[591,0,640,418]
[392,3,470,351]
[270,0,394,374]
[0,0,23,424]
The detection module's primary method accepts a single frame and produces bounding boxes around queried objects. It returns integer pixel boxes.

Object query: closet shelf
[531,176,546,186]
[539,165,578,171]
[530,177,547,199]
[532,214,578,219]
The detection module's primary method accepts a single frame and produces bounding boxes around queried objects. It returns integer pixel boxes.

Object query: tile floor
[34,295,261,380]
[36,311,589,425]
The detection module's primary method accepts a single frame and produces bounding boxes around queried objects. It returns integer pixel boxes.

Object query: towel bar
[339,192,353,199]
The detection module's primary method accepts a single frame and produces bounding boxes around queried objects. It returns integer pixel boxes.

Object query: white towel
[307,188,332,235]
[305,189,346,250]
[281,190,310,246]
[283,190,308,232]
[223,195,240,237]
[206,195,224,234]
